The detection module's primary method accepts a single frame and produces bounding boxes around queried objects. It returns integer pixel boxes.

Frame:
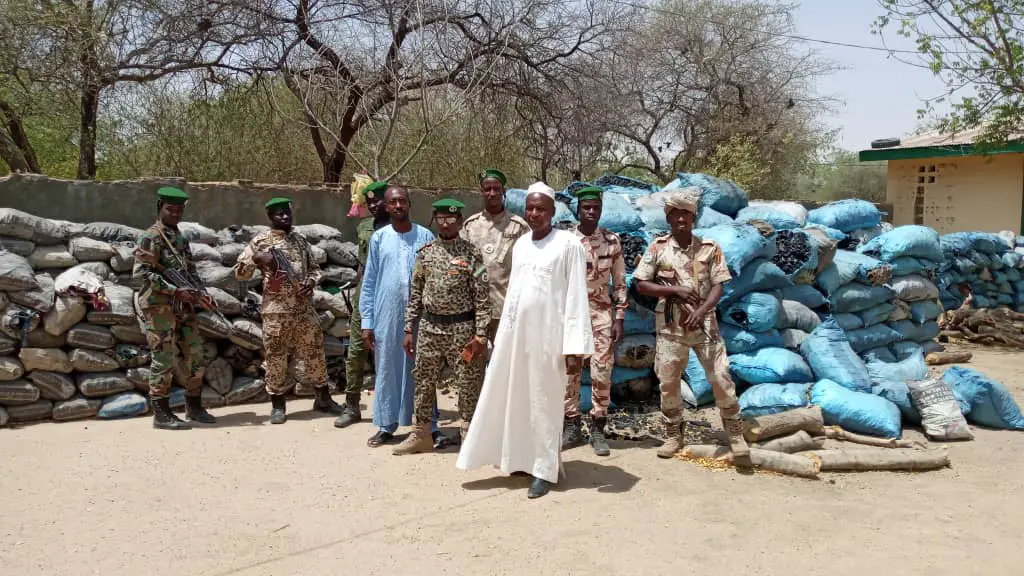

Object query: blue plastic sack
[805,224,847,242]
[672,172,749,216]
[973,293,995,308]
[719,325,784,354]
[830,283,893,314]
[721,292,780,333]
[866,350,927,384]
[739,383,811,418]
[776,299,821,333]
[943,366,1024,430]
[858,301,896,327]
[781,284,828,309]
[570,192,640,233]
[697,207,733,229]
[871,381,921,424]
[799,318,872,392]
[830,313,864,331]
[888,320,939,343]
[735,205,801,230]
[729,347,814,385]
[684,349,714,407]
[890,340,924,361]
[909,300,942,324]
[623,306,656,335]
[97,392,149,419]
[862,346,897,363]
[602,183,656,200]
[638,205,668,231]
[817,250,890,295]
[858,225,942,262]
[694,223,768,275]
[720,259,793,305]
[807,199,882,233]
[889,256,938,278]
[846,324,904,353]
[811,379,902,438]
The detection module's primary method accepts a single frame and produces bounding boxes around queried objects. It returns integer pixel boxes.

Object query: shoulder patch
[603,229,621,243]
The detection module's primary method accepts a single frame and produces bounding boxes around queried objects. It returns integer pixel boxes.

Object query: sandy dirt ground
[2,346,1023,576]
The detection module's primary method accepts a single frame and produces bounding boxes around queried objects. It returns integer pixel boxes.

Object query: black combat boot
[333,393,362,428]
[589,417,611,457]
[313,386,343,415]
[153,397,191,430]
[561,416,585,451]
[184,395,216,424]
[270,394,287,425]
[528,477,552,499]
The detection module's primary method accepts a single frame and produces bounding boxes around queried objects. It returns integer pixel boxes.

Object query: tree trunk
[681,445,821,478]
[802,449,950,472]
[754,430,823,453]
[0,101,41,173]
[77,85,100,180]
[743,406,825,442]
[925,351,973,366]
[0,127,31,173]
[321,127,355,184]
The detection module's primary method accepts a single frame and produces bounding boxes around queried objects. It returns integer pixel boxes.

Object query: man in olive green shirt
[336,180,391,428]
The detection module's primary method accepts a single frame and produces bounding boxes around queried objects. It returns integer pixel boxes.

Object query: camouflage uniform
[405,237,490,432]
[633,234,742,446]
[234,229,326,396]
[132,222,205,399]
[460,210,528,338]
[564,226,627,419]
[345,216,376,395]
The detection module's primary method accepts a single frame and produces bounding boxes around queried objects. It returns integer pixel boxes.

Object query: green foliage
[792,149,887,202]
[702,136,771,194]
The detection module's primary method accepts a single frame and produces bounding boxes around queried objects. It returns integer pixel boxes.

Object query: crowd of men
[133,171,751,500]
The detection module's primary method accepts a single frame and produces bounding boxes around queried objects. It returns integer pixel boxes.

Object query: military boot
[184,395,216,424]
[721,409,752,469]
[561,416,585,451]
[153,397,191,430]
[392,424,433,455]
[313,386,343,415]
[333,393,362,428]
[269,394,287,425]
[657,421,686,459]
[589,417,611,457]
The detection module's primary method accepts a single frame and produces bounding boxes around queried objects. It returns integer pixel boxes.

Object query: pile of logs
[939,296,1024,349]
[678,406,951,479]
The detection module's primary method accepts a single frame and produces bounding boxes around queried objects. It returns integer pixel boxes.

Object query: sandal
[432,431,452,450]
[367,430,394,448]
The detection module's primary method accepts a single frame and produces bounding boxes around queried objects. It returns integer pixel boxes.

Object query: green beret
[479,169,506,186]
[573,185,604,201]
[157,186,189,205]
[265,197,292,210]
[432,198,465,214]
[363,180,388,199]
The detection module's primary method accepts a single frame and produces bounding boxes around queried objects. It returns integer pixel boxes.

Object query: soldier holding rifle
[133,186,217,430]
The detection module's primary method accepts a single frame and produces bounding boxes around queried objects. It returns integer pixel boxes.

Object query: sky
[793,1,952,152]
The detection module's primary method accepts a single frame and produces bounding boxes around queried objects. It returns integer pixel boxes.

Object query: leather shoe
[527,477,551,499]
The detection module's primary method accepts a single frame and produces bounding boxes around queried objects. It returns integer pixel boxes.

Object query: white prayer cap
[526,181,556,200]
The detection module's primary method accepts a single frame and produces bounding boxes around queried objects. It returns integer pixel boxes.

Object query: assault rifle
[157,263,229,325]
[265,246,300,294]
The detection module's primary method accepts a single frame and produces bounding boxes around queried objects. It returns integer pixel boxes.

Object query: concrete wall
[886,154,1024,234]
[0,174,483,241]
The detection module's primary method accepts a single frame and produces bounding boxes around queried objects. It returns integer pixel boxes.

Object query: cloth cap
[479,169,507,186]
[573,185,603,201]
[157,186,189,205]
[432,198,465,214]
[265,197,292,210]
[526,181,556,200]
[363,180,388,199]
[663,187,700,215]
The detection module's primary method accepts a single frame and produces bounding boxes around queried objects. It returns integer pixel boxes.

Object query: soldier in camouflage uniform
[133,186,216,430]
[336,180,391,429]
[394,198,490,455]
[234,197,343,424]
[563,186,627,456]
[634,189,751,468]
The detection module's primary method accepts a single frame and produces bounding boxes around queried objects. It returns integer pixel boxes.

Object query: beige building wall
[886,153,1024,234]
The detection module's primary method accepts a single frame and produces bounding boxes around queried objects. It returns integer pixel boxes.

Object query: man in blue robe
[359,185,443,447]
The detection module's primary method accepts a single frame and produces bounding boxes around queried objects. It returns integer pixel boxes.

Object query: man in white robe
[456,182,594,499]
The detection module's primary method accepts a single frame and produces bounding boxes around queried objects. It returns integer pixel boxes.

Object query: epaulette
[510,214,529,227]
[463,212,482,224]
[650,235,671,245]
[417,241,434,253]
[601,229,621,243]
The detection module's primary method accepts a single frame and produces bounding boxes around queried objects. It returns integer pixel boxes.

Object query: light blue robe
[360,224,436,432]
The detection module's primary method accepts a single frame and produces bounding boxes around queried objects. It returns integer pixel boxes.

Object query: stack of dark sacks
[937,232,1022,310]
[0,207,359,426]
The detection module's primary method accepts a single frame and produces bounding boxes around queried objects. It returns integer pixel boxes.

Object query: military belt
[423,310,475,325]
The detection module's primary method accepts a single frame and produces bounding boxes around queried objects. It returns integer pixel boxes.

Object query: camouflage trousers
[565,304,614,418]
[411,319,485,426]
[141,305,205,399]
[262,311,328,396]
[345,284,368,396]
[654,333,739,425]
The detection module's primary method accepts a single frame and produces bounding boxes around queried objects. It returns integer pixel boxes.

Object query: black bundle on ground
[773,229,813,275]
[593,174,655,190]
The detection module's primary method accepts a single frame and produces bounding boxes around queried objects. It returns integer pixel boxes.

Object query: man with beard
[457,182,593,500]
[233,197,343,424]
[336,180,391,429]
[133,186,216,430]
[394,198,490,455]
[360,185,443,448]
[563,186,627,456]
[461,169,529,340]
[634,189,751,468]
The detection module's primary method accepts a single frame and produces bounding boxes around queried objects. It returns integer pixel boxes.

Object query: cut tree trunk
[824,426,926,449]
[681,445,821,478]
[754,430,823,453]
[925,351,973,366]
[743,406,825,442]
[802,448,950,472]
